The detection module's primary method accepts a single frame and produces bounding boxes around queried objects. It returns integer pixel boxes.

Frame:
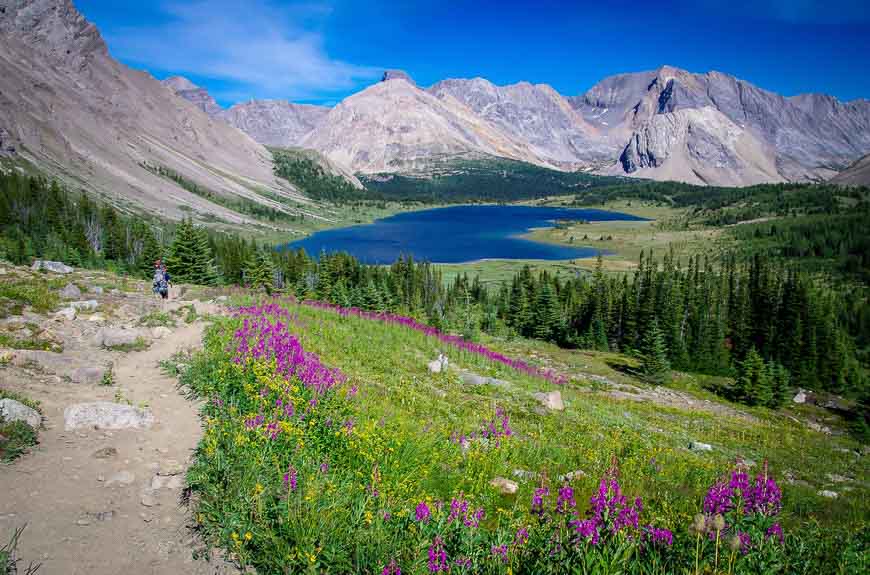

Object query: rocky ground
[0,264,237,574]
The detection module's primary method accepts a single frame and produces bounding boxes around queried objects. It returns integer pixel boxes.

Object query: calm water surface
[287,205,646,264]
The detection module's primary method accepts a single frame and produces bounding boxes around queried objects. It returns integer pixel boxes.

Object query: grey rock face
[831,153,870,186]
[31,260,73,274]
[216,100,329,147]
[0,398,42,428]
[63,401,154,430]
[60,282,82,299]
[54,307,77,321]
[162,75,222,116]
[533,390,564,411]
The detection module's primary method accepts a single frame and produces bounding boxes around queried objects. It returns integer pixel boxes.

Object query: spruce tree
[734,347,772,406]
[640,319,670,385]
[534,282,561,343]
[165,218,218,285]
[767,362,790,408]
[244,249,275,294]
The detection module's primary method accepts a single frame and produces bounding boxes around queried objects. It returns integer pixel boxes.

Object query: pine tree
[767,362,790,408]
[165,218,218,285]
[734,347,772,406]
[244,249,275,294]
[534,282,561,342]
[640,319,670,385]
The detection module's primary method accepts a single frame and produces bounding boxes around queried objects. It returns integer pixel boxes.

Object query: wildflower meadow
[178,297,867,574]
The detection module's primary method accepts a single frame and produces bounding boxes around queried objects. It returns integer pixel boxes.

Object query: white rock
[0,398,41,428]
[427,359,442,374]
[817,490,839,499]
[64,402,154,430]
[140,493,157,507]
[793,390,807,404]
[60,283,82,299]
[489,477,519,495]
[93,328,143,348]
[70,300,99,311]
[105,470,136,486]
[54,307,77,321]
[91,286,104,295]
[689,441,714,452]
[32,260,73,274]
[151,326,172,339]
[533,390,564,411]
[88,313,106,323]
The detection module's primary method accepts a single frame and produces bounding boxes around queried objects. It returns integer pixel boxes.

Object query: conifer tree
[767,362,790,408]
[165,218,218,285]
[734,347,772,406]
[640,319,670,385]
[244,248,275,294]
[534,282,562,343]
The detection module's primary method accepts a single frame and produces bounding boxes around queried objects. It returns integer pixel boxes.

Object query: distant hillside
[831,154,870,186]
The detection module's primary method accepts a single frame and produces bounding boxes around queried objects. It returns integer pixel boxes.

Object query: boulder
[793,390,807,404]
[70,300,99,311]
[489,477,519,495]
[559,470,587,482]
[60,283,82,299]
[90,286,104,295]
[70,366,108,385]
[461,373,513,389]
[93,328,142,348]
[817,490,839,499]
[105,470,136,486]
[427,359,442,374]
[0,398,41,428]
[151,326,172,339]
[54,307,77,321]
[689,441,714,452]
[533,391,564,411]
[64,402,154,430]
[88,313,106,323]
[31,260,73,274]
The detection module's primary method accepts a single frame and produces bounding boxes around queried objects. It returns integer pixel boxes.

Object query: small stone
[140,493,157,507]
[54,307,77,321]
[817,490,839,499]
[825,473,850,483]
[92,447,118,459]
[140,512,153,523]
[70,300,99,311]
[806,421,831,435]
[105,470,135,486]
[64,402,153,430]
[793,390,807,404]
[689,441,714,452]
[150,475,165,490]
[560,470,587,482]
[60,283,82,300]
[158,459,184,476]
[70,366,108,385]
[512,469,537,481]
[156,447,169,454]
[427,359,442,374]
[91,286,104,295]
[151,326,172,339]
[76,518,91,526]
[489,477,519,495]
[533,391,564,411]
[88,313,106,323]
[96,474,105,482]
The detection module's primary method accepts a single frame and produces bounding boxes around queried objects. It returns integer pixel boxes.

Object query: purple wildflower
[283,466,297,491]
[514,527,529,546]
[491,545,509,564]
[427,537,448,573]
[531,487,549,517]
[642,525,674,547]
[765,523,783,544]
[556,484,576,514]
[416,502,431,523]
[382,559,401,575]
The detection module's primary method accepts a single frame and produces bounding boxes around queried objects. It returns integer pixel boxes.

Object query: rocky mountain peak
[163,75,199,92]
[0,0,107,68]
[381,70,416,86]
[161,76,222,116]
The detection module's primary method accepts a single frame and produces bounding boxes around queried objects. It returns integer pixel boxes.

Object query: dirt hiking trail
[0,272,235,574]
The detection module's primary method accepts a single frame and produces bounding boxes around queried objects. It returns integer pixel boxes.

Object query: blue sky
[76,0,870,108]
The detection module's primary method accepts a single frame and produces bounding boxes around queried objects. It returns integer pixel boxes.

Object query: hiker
[152,261,170,300]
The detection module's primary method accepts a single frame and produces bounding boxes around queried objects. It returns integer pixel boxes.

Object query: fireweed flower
[428,537,448,573]
[531,487,549,517]
[642,525,674,547]
[491,545,509,563]
[765,523,783,544]
[556,484,576,514]
[416,502,431,523]
[283,466,297,492]
[381,559,401,575]
[514,527,530,546]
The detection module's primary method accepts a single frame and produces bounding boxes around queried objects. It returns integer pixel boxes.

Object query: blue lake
[286,205,647,264]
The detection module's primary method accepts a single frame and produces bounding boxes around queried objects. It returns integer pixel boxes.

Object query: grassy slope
[184,296,867,573]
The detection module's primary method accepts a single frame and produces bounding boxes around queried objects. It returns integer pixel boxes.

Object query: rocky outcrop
[617,107,783,186]
[382,70,415,86]
[162,75,221,116]
[0,398,41,428]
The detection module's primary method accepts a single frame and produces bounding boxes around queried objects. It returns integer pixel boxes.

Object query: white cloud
[104,0,377,102]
